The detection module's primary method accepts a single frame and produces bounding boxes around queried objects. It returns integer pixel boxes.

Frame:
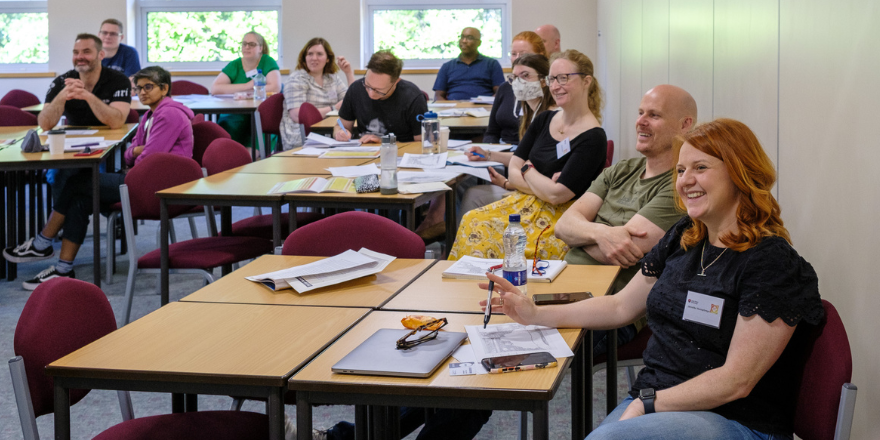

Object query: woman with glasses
[210,31,281,145]
[449,49,607,261]
[483,119,823,440]
[280,37,355,149]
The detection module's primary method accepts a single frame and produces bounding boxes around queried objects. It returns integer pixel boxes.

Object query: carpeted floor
[0,208,632,439]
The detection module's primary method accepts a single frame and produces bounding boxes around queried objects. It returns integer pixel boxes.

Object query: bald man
[555,84,697,355]
[535,24,561,54]
[433,27,504,101]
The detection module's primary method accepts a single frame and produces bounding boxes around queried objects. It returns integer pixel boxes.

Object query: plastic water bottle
[502,214,528,294]
[253,69,267,100]
[417,111,440,154]
[380,133,398,195]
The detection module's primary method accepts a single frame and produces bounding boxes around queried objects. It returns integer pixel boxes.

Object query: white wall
[599,0,879,437]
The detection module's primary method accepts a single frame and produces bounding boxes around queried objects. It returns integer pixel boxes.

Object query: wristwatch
[520,163,534,175]
[639,388,656,414]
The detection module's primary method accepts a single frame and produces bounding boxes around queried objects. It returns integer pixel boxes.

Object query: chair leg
[122,264,139,326]
[188,217,199,239]
[625,366,637,389]
[105,212,118,285]
[117,390,134,421]
[8,356,39,440]
[230,397,245,411]
[519,411,528,440]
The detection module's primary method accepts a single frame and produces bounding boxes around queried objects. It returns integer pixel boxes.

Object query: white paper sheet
[446,154,505,168]
[443,165,491,181]
[291,147,326,156]
[397,170,459,184]
[428,102,457,108]
[398,182,452,194]
[327,163,380,177]
[446,139,472,149]
[62,129,98,135]
[465,323,574,360]
[246,248,395,292]
[452,345,489,375]
[399,153,448,169]
[470,96,495,104]
[327,110,339,116]
[304,132,359,147]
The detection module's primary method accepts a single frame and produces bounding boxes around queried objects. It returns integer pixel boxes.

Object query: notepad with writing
[268,177,355,194]
[442,256,567,283]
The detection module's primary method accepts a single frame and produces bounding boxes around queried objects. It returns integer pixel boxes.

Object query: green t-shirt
[221,54,279,84]
[565,157,684,295]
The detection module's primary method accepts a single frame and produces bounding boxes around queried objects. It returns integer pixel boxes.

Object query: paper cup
[47,130,65,155]
[439,127,450,153]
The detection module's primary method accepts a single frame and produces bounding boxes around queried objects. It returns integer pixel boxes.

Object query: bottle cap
[419,111,438,120]
[509,214,521,223]
[257,69,262,74]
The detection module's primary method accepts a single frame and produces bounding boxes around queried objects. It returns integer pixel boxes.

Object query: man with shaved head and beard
[556,84,698,355]
[433,27,504,101]
[535,24,562,54]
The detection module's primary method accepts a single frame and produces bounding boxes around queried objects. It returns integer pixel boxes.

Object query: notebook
[332,328,467,378]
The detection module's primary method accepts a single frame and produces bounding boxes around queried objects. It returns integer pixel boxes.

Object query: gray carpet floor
[0,207,632,439]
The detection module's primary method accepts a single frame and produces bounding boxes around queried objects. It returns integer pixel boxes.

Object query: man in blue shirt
[433,27,504,101]
[100,18,141,78]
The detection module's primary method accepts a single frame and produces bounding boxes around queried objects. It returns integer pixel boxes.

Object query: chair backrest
[171,80,209,96]
[191,120,232,165]
[0,89,40,108]
[202,138,252,175]
[192,113,206,124]
[298,102,324,137]
[282,211,426,259]
[124,152,204,220]
[605,140,614,168]
[793,300,853,440]
[13,278,117,417]
[0,105,38,126]
[126,108,139,124]
[258,93,285,135]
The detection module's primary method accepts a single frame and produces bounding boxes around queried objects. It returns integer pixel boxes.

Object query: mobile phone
[73,149,104,157]
[481,352,558,374]
[532,292,593,305]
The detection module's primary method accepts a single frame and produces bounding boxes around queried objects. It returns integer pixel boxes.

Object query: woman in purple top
[2,66,196,291]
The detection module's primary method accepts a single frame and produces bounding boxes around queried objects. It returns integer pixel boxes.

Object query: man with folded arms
[433,27,504,101]
[555,84,696,355]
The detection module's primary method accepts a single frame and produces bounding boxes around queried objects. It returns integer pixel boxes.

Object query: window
[137,0,281,70]
[363,0,511,69]
[0,1,48,72]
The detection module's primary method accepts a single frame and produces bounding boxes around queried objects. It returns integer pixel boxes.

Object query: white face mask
[511,78,544,101]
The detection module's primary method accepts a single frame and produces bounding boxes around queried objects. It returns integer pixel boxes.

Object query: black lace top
[633,217,824,435]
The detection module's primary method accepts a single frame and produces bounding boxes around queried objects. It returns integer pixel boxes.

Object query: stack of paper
[319,147,380,159]
[303,132,359,147]
[327,163,380,177]
[246,248,395,292]
[267,177,355,194]
[399,153,448,169]
[470,96,495,105]
[442,256,568,282]
[437,108,491,118]
[446,153,505,168]
[450,323,574,375]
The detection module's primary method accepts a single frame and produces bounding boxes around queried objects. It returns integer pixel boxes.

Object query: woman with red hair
[484,118,824,439]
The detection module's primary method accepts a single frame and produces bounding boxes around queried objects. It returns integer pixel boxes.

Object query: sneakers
[3,237,54,263]
[22,266,75,291]
[284,414,327,440]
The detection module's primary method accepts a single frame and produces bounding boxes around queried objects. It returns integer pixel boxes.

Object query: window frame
[0,1,48,73]
[362,0,511,69]
[136,0,282,71]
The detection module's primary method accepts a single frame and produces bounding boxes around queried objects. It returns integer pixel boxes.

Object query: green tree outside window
[374,8,502,60]
[147,11,278,63]
[0,13,49,63]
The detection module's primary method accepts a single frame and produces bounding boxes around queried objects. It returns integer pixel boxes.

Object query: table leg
[160,199,170,306]
[185,393,198,412]
[288,203,297,236]
[221,206,232,275]
[444,186,456,257]
[272,203,282,248]
[92,165,101,287]
[571,337,585,440]
[296,391,313,440]
[268,387,284,440]
[7,171,17,280]
[172,393,184,413]
[404,207,415,230]
[54,380,71,440]
[532,401,549,440]
[16,171,25,244]
[355,405,369,440]
[0,172,6,279]
[607,328,617,415]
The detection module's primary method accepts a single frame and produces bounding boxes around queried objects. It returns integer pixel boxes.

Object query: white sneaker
[284,414,327,440]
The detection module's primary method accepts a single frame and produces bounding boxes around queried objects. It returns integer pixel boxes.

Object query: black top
[483,82,520,144]
[634,217,825,435]
[513,110,606,198]
[45,68,132,127]
[338,78,428,142]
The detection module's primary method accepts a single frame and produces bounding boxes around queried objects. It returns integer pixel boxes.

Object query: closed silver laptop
[332,328,467,378]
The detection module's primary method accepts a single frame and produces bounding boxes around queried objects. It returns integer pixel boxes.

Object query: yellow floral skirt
[448,191,574,261]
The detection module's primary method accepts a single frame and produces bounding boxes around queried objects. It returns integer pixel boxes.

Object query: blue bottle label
[502,269,527,287]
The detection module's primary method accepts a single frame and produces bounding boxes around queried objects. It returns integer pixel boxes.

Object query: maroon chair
[8,277,270,440]
[794,300,857,440]
[202,138,253,175]
[282,211,425,258]
[0,89,40,108]
[119,153,272,324]
[191,120,232,165]
[126,108,139,124]
[421,90,430,102]
[256,93,284,156]
[298,102,324,137]
[0,105,38,126]
[171,80,209,96]
[192,113,206,124]
[605,140,614,168]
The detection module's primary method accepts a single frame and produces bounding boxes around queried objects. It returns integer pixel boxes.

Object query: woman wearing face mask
[279,37,356,149]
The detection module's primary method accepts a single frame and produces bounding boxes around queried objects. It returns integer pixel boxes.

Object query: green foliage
[374,8,502,60]
[0,13,49,64]
[147,11,278,63]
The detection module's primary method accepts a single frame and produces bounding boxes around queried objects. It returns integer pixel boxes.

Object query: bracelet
[502,180,509,190]
[487,151,491,161]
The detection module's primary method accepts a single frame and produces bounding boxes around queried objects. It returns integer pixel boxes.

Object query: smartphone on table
[480,352,557,374]
[532,291,593,305]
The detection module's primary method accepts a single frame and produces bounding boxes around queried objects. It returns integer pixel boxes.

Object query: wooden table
[0,124,138,284]
[310,101,491,137]
[46,302,369,440]
[181,256,435,308]
[289,310,583,440]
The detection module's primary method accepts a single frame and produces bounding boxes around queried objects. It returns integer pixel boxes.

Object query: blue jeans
[587,396,789,440]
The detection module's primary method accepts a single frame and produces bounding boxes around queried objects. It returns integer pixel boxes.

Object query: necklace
[698,241,728,276]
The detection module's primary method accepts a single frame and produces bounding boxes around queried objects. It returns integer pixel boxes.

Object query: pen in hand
[336,118,348,134]
[484,278,494,329]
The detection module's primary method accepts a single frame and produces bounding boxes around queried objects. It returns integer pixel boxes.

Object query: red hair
[512,31,548,58]
[672,118,790,251]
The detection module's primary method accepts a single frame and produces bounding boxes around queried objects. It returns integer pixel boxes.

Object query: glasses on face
[459,35,478,42]
[506,72,541,84]
[546,73,588,86]
[241,42,259,49]
[99,31,120,38]
[509,51,529,59]
[363,78,393,97]
[134,83,158,94]
[532,225,551,276]
[396,317,448,350]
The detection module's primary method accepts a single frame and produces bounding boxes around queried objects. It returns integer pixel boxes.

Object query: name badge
[682,291,724,328]
[556,138,571,159]
[245,69,258,79]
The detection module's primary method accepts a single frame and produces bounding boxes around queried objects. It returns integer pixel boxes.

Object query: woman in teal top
[211,31,281,146]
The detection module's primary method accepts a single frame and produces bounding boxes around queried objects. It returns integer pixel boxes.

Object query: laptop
[332,328,468,378]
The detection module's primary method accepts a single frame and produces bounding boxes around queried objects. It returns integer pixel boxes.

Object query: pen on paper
[471,152,486,159]
[336,118,348,134]
[72,142,100,148]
